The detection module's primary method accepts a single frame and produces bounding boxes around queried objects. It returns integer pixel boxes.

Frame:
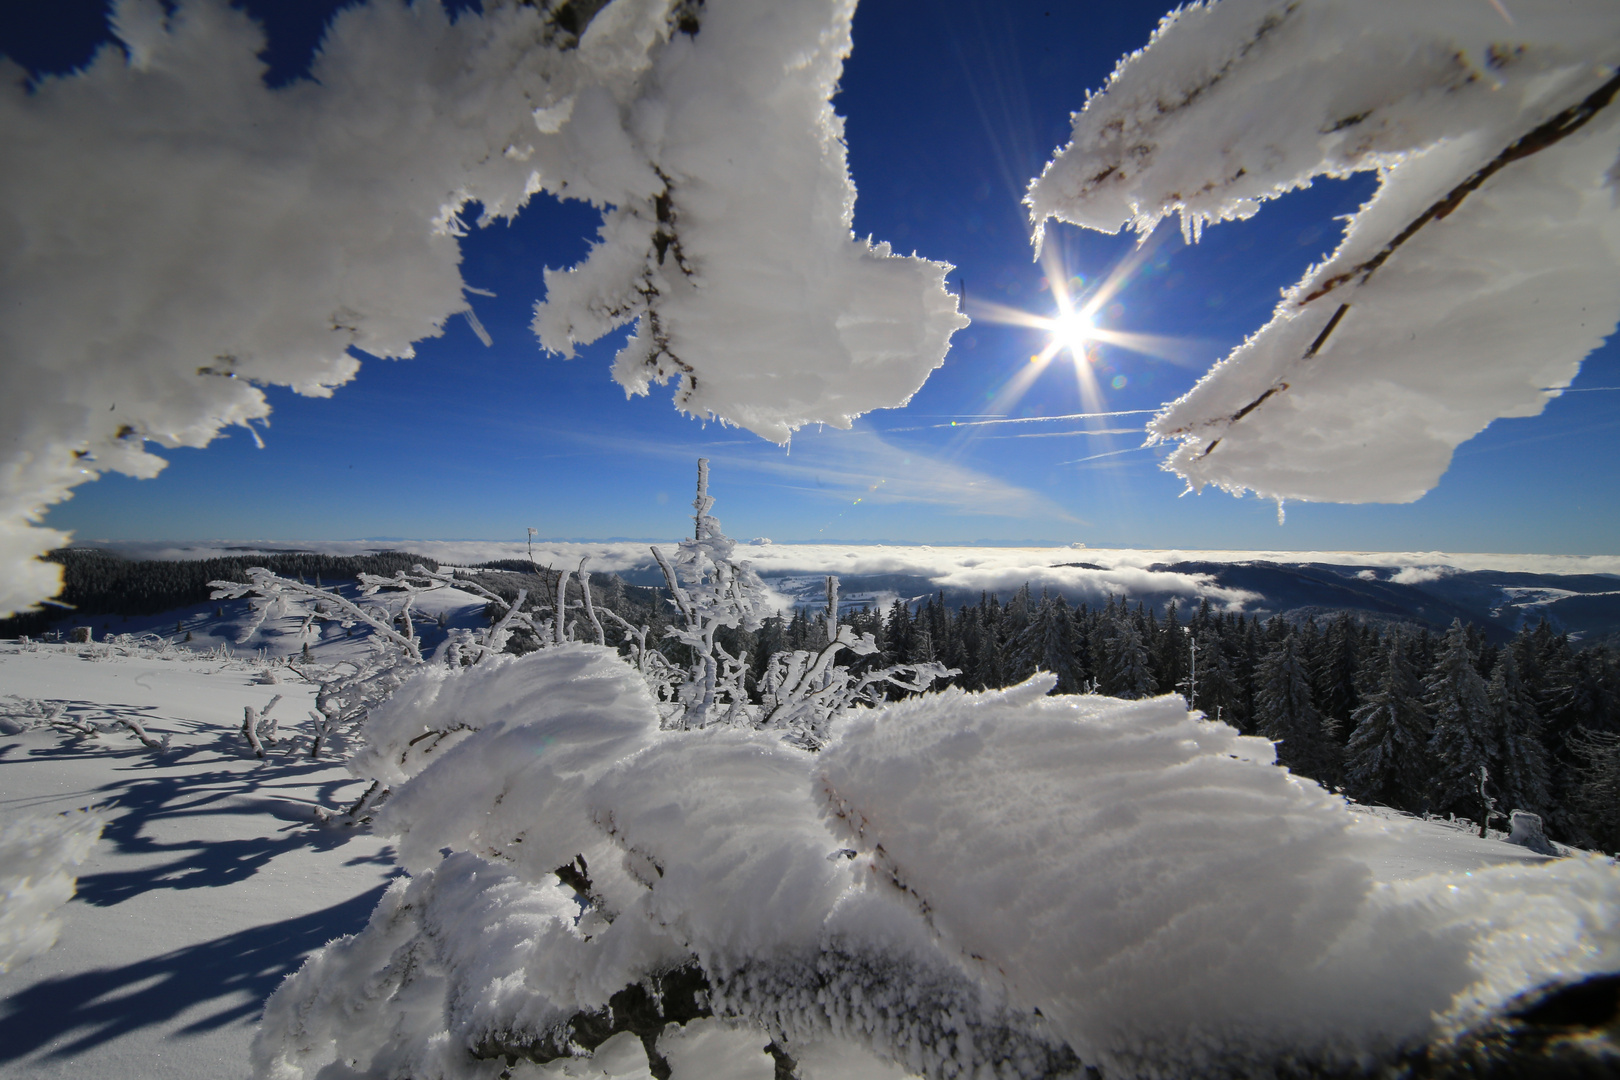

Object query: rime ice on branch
[0,0,966,617]
[1027,0,1620,505]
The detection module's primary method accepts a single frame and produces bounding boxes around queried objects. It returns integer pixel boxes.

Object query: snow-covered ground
[48,582,494,661]
[0,642,395,1080]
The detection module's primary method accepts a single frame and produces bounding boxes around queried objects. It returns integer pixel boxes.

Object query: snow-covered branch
[760,576,956,750]
[253,649,1620,1080]
[2,0,966,618]
[1028,0,1620,505]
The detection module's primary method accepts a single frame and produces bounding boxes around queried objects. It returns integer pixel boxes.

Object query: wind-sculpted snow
[1028,0,1620,505]
[256,649,1620,1079]
[0,808,103,973]
[1,0,963,618]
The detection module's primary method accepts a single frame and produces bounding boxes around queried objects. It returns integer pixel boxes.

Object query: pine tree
[1255,631,1339,782]
[1487,649,1551,817]
[1156,600,1186,700]
[1567,727,1620,854]
[973,595,1005,691]
[1344,631,1431,812]
[1426,620,1495,823]
[1104,607,1157,699]
[1314,614,1361,744]
[1192,629,1238,726]
[1016,591,1079,693]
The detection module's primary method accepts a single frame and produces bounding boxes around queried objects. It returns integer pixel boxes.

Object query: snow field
[0,643,397,1080]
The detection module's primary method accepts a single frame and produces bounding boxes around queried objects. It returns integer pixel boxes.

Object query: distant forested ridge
[0,548,440,638]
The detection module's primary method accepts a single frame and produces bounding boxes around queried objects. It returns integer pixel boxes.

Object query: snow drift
[253,648,1620,1079]
[1027,0,1620,505]
[0,0,964,618]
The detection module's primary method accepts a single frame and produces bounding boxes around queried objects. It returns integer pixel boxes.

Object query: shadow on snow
[0,885,390,1062]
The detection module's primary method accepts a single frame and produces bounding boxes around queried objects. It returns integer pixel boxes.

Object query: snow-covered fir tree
[1344,630,1432,813]
[1015,590,1080,694]
[1313,614,1362,743]
[1254,631,1339,782]
[1567,726,1620,854]
[1102,605,1157,699]
[1486,649,1552,818]
[1425,620,1497,823]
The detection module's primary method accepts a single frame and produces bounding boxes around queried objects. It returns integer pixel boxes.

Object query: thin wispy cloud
[884,409,1158,433]
[1059,446,1155,466]
[994,427,1145,440]
[562,427,1082,524]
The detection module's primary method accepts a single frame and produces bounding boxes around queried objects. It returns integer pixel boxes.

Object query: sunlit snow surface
[251,647,1619,1080]
[0,642,397,1080]
[1029,0,1620,505]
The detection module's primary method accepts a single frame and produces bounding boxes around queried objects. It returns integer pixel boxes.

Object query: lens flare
[1051,309,1096,356]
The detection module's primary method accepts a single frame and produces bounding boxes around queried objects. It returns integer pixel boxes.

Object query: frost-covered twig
[650,459,773,729]
[212,569,422,662]
[241,694,284,760]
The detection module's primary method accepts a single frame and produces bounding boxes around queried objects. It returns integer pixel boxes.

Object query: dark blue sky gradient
[6,1,1617,552]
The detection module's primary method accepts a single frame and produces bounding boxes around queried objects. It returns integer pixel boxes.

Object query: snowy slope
[0,643,396,1080]
[45,581,495,662]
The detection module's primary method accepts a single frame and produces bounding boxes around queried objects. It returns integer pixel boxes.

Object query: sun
[1050,308,1096,356]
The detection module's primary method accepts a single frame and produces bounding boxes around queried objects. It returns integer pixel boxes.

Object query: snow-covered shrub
[1,693,171,752]
[1028,0,1620,506]
[0,808,103,973]
[650,459,775,728]
[254,657,1620,1080]
[648,460,955,742]
[213,562,566,766]
[758,575,955,751]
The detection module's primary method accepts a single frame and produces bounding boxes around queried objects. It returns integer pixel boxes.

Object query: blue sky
[6,0,1617,553]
